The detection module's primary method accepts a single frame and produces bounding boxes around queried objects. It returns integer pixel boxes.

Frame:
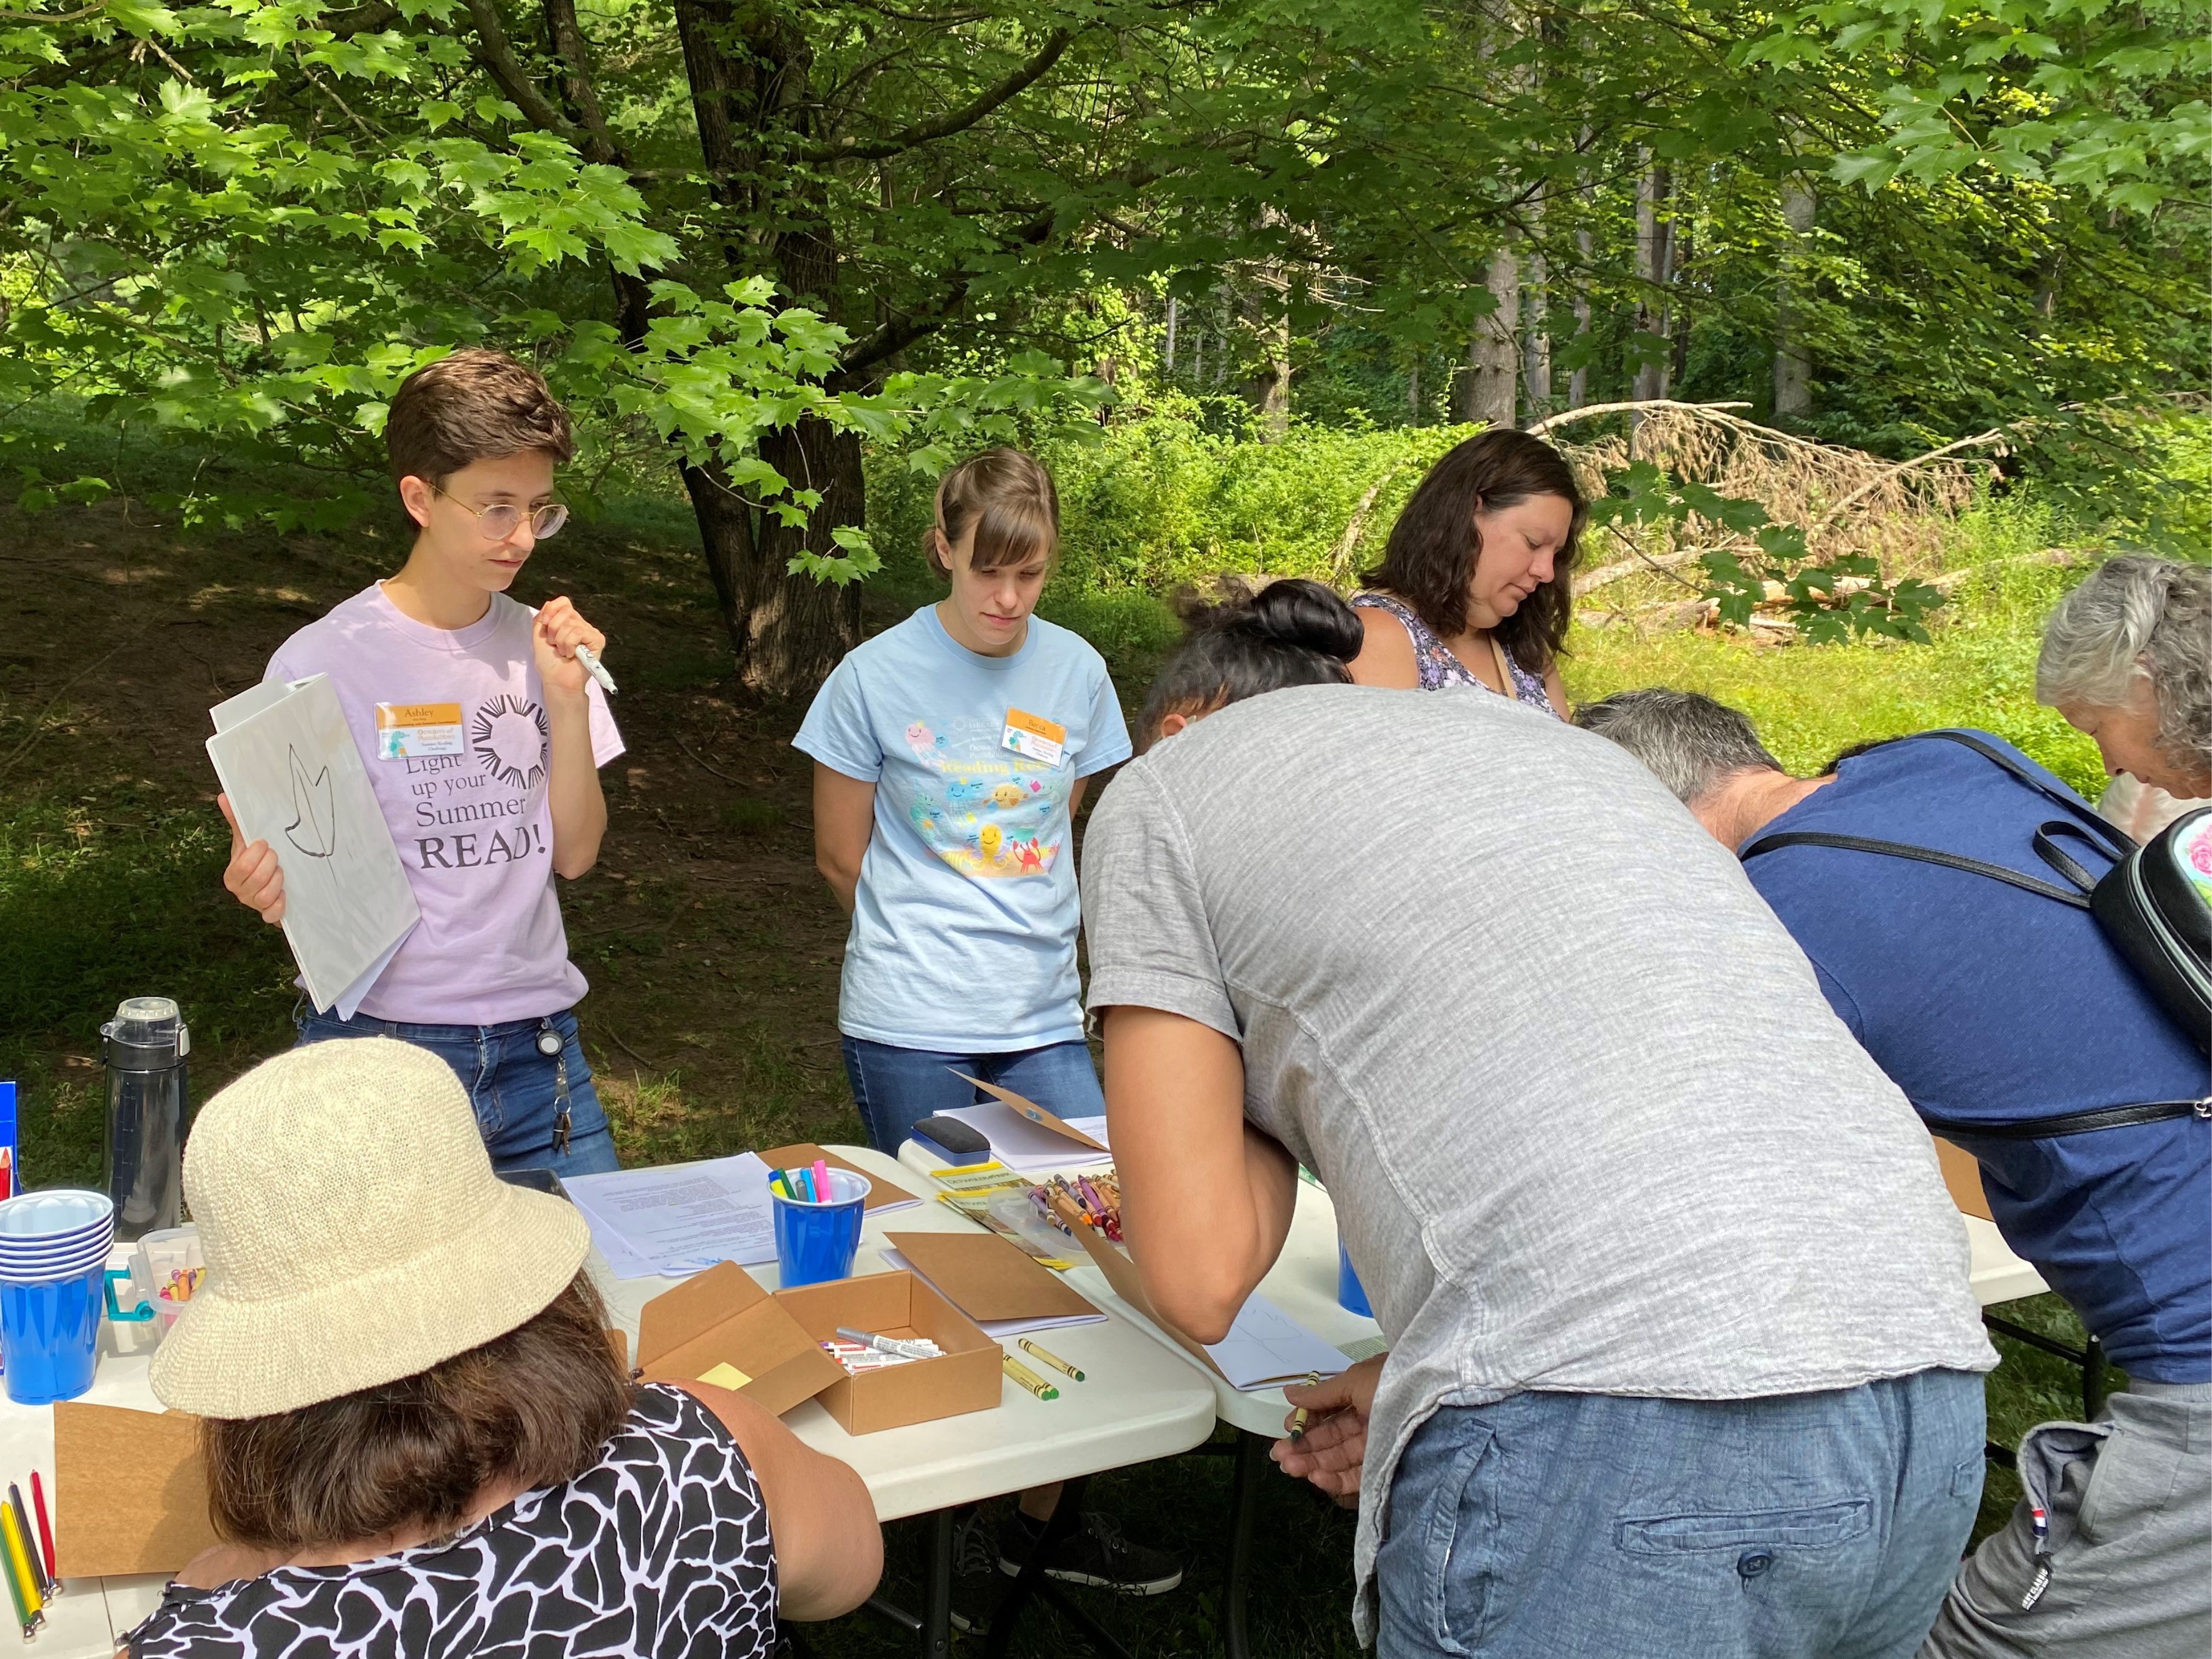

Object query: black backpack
[1742,731,2212,1072]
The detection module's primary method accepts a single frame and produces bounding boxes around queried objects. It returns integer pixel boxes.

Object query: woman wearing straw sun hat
[125,1039,880,1657]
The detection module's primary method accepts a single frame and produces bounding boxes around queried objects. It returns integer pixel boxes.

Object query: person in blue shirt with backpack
[1578,689,2210,1659]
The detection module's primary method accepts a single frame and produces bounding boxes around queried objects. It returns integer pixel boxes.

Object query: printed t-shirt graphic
[793,605,1131,1051]
[264,584,623,1025]
[900,715,1069,879]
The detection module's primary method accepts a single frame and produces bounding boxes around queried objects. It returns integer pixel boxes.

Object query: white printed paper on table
[206,676,419,1017]
[564,1153,778,1280]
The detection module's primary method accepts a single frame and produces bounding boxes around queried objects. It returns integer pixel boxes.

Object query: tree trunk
[1244,307,1291,441]
[745,417,866,692]
[1408,358,1421,425]
[1568,227,1593,409]
[1773,178,1816,419]
[1632,158,1673,437]
[1523,244,1551,413]
[1163,296,1178,375]
[1460,245,1520,428]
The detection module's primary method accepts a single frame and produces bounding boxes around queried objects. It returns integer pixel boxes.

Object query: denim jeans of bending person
[1375,1368,1986,1659]
[295,1007,621,1178]
[839,1036,1106,1156]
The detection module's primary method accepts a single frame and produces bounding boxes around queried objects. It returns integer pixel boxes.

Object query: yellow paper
[697,1362,753,1389]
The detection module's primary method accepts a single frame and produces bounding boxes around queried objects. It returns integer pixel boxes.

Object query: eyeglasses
[434,486,569,541]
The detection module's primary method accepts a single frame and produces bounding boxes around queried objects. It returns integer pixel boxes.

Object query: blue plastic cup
[1,1262,107,1405]
[771,1169,871,1288]
[1336,1238,1372,1318]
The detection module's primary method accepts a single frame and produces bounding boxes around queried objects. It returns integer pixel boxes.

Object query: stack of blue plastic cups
[0,1192,117,1404]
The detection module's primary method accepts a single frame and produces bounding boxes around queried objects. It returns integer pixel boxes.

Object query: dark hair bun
[1228,579,1364,664]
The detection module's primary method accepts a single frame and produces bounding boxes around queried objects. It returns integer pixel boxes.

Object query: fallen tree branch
[1330,464,1401,573]
[1525,399,1751,437]
[674,733,743,785]
[1572,545,1709,595]
[1926,548,2082,591]
[1808,428,2007,538]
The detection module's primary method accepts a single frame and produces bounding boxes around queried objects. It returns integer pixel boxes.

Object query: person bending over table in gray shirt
[1079,657,1997,1658]
[1577,687,2211,1659]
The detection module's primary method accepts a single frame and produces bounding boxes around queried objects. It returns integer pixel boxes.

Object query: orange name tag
[1002,707,1067,766]
[375,701,464,759]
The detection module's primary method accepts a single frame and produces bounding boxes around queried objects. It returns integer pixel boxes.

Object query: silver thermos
[100,997,190,1242]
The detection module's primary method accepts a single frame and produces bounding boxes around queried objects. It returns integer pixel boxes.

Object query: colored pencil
[26,1475,52,1589]
[4,1490,38,1600]
[0,1504,39,1626]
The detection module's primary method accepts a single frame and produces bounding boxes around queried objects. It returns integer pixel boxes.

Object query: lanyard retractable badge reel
[535,1022,571,1155]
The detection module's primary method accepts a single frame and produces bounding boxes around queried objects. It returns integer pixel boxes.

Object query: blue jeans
[294,1007,622,1178]
[839,1037,1106,1155]
[1376,1369,1986,1659]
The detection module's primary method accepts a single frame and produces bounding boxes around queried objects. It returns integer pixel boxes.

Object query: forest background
[1,0,2208,1651]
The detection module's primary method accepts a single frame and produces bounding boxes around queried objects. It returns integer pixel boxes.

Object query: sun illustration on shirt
[471,695,549,790]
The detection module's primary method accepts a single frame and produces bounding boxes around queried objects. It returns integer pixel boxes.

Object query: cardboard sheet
[883,1230,1098,1324]
[951,1075,1108,1152]
[1050,1198,1347,1390]
[760,1144,922,1214]
[1933,1136,1994,1223]
[54,1402,218,1578]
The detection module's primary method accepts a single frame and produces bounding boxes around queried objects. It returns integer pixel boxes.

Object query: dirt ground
[0,490,883,1173]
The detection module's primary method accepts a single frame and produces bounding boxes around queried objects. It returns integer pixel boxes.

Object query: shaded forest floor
[0,489,2104,1656]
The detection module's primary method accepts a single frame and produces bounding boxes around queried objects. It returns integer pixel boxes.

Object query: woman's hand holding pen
[1270,1353,1385,1507]
[218,794,285,924]
[532,596,606,701]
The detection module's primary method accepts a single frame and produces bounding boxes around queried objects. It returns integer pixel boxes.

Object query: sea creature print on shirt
[893,713,1068,879]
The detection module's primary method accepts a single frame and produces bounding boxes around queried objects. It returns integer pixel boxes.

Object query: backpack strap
[1739,830,2094,909]
[1898,731,2137,860]
[1922,1097,2211,1142]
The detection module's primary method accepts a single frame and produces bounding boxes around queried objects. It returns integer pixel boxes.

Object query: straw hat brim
[150,1183,591,1419]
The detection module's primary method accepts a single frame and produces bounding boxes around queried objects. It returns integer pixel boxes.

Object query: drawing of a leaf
[284,747,337,859]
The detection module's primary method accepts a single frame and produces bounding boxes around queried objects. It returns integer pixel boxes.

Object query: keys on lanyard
[536,1022,572,1155]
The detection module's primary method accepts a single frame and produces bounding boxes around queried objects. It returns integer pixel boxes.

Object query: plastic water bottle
[100,997,190,1242]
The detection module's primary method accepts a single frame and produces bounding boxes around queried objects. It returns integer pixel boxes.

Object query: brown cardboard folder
[1047,1197,1238,1383]
[635,1260,843,1415]
[950,1075,1108,1153]
[885,1229,1098,1324]
[54,1403,218,1578]
[760,1143,922,1213]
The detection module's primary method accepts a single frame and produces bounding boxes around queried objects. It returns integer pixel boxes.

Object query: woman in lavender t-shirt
[218,352,624,1176]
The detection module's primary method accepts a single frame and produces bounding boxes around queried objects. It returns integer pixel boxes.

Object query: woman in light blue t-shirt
[795,451,1177,1612]
[795,449,1131,1153]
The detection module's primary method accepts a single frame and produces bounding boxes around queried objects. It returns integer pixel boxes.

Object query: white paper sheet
[1202,1294,1353,1391]
[877,1248,1107,1339]
[563,1153,777,1280]
[206,675,419,1014]
[940,1102,1113,1174]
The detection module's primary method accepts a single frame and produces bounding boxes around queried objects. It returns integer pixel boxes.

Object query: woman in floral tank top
[1349,430,1583,719]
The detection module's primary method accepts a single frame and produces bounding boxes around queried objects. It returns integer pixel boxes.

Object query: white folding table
[899,1139,2053,1659]
[0,1146,1217,1659]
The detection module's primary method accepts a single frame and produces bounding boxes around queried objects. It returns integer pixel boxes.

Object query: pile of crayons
[1029,1171,1122,1242]
[770,1159,838,1204]
[0,1474,57,1638]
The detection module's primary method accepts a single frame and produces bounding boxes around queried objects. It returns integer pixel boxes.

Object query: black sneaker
[997,1509,1184,1596]
[949,1510,1009,1634]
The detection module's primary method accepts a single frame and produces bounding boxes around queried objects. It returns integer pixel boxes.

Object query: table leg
[984,1477,1089,1659]
[1223,1430,1266,1659]
[2083,1335,2108,1420]
[923,1507,952,1659]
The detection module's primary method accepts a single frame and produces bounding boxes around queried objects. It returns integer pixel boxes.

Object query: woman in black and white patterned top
[126,1039,883,1658]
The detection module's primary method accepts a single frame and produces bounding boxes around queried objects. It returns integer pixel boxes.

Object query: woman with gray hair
[2038,556,2211,802]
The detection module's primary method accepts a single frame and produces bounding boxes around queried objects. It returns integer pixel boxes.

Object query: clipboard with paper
[1048,1197,1350,1391]
[205,675,419,1017]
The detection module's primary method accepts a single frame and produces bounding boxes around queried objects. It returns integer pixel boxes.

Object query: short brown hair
[927,448,1059,577]
[202,1274,632,1549]
[1360,430,1586,676]
[386,348,575,490]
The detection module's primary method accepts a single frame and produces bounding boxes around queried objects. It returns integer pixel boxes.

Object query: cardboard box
[775,1271,1001,1435]
[884,1229,1098,1324]
[54,1402,219,1578]
[635,1260,843,1416]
